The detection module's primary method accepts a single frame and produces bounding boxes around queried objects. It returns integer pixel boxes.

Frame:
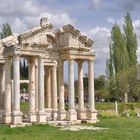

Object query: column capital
[68,58,74,61]
[4,56,11,63]
[76,60,84,65]
[38,56,44,62]
[58,60,64,67]
[28,60,35,67]
[35,59,38,66]
[51,65,57,70]
[68,59,74,65]
[13,54,20,58]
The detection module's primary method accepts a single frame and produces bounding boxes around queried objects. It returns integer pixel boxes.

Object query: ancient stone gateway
[0,18,98,125]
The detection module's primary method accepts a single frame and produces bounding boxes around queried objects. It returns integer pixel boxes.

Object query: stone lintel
[60,54,95,61]
[20,49,46,57]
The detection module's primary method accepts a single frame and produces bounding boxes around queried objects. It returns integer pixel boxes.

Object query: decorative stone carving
[2,35,18,47]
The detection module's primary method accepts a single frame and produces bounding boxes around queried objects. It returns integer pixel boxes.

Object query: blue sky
[0,0,140,78]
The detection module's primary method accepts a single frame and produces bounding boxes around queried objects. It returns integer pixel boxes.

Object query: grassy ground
[0,117,140,140]
[21,102,140,113]
[95,102,140,110]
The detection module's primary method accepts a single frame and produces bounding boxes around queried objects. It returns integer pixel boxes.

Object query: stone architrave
[37,56,46,123]
[2,57,11,124]
[11,55,22,125]
[77,61,86,120]
[67,59,77,121]
[58,60,66,120]
[28,58,37,122]
[86,60,98,123]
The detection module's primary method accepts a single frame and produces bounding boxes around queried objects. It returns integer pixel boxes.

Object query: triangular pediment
[56,24,94,51]
[18,23,55,49]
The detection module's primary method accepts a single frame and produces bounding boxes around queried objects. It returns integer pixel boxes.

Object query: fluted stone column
[87,60,97,123]
[45,67,51,108]
[67,59,77,121]
[77,61,86,120]
[37,56,46,123]
[35,59,38,112]
[11,55,22,124]
[58,60,66,120]
[51,65,58,120]
[0,64,5,111]
[45,67,52,120]
[3,57,11,123]
[28,59,36,122]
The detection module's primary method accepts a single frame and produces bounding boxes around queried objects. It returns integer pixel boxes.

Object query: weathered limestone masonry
[0,17,98,125]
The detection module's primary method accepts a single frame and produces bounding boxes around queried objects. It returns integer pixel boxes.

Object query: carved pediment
[19,30,56,51]
[18,18,55,50]
[56,24,94,51]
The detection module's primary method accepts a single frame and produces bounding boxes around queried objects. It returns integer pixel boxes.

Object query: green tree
[0,23,12,39]
[95,75,107,90]
[111,24,129,73]
[94,75,109,101]
[123,13,137,66]
[107,13,138,102]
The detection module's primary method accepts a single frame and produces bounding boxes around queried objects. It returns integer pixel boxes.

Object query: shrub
[98,111,117,118]
[122,109,137,117]
[118,103,135,113]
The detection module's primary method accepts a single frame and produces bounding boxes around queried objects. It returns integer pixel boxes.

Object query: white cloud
[42,12,75,28]
[0,0,45,17]
[87,26,110,75]
[0,0,75,33]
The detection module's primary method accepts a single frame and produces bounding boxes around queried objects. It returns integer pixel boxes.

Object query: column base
[11,111,23,125]
[86,109,98,123]
[52,108,58,120]
[45,108,52,121]
[28,111,37,122]
[37,111,46,123]
[2,112,11,124]
[67,110,77,121]
[77,109,87,120]
[58,109,67,121]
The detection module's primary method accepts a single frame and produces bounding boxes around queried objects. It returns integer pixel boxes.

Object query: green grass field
[0,117,140,140]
